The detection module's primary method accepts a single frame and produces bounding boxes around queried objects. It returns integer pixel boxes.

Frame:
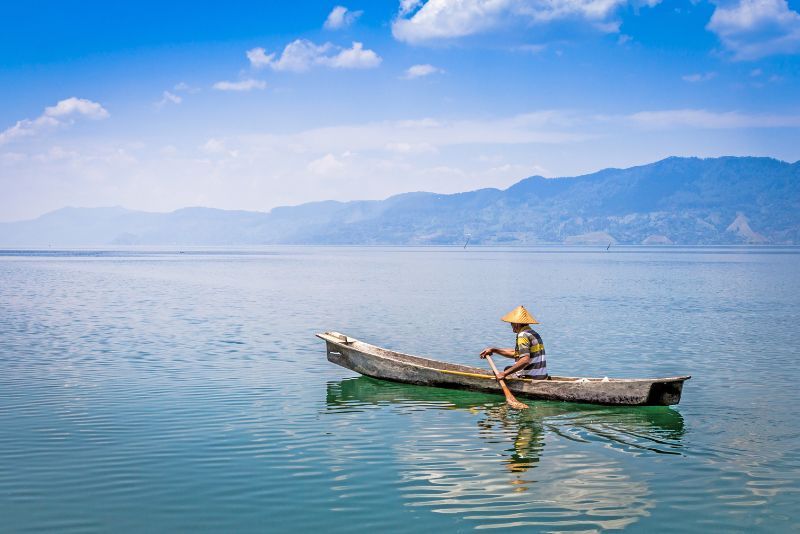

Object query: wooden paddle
[485,355,529,410]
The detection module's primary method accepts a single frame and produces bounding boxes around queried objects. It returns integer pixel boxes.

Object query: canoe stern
[646,378,688,406]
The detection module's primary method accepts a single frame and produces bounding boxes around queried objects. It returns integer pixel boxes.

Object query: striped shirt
[513,326,547,378]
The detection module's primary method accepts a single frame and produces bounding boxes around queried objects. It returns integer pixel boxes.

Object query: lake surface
[1,246,799,532]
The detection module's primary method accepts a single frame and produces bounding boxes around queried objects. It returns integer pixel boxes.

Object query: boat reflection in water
[326,377,685,530]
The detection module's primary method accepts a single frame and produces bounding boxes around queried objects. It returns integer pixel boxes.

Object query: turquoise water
[1,246,799,532]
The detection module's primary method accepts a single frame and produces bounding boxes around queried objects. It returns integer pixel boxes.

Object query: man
[480,305,548,380]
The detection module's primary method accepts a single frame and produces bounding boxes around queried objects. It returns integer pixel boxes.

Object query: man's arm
[480,347,516,358]
[495,355,531,380]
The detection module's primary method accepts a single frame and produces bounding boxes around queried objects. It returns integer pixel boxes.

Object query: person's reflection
[476,404,545,491]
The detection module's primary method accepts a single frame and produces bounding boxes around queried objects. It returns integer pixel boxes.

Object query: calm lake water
[1,246,799,532]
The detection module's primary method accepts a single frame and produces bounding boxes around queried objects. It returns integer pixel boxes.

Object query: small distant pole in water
[463,234,471,249]
[606,243,611,251]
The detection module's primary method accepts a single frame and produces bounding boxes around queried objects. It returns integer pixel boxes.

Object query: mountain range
[2,156,798,246]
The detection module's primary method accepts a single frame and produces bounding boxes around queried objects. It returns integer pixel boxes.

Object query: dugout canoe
[317,332,690,406]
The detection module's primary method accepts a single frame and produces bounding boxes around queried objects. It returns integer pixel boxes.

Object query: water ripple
[1,248,799,532]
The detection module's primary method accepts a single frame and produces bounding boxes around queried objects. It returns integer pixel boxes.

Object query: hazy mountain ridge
[2,156,798,246]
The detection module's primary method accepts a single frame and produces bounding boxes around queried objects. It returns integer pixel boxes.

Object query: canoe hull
[319,333,689,406]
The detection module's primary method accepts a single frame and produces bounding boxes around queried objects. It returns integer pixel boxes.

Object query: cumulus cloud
[392,0,510,42]
[324,5,363,29]
[247,40,381,72]
[249,41,331,72]
[245,47,276,69]
[707,0,800,60]
[45,98,109,120]
[0,97,109,145]
[326,42,382,68]
[628,108,800,128]
[402,63,444,78]
[212,79,267,91]
[391,0,641,43]
[682,72,717,82]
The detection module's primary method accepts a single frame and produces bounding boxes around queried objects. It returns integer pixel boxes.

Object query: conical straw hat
[501,305,539,324]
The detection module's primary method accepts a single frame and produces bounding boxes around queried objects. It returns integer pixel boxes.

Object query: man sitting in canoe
[480,305,548,380]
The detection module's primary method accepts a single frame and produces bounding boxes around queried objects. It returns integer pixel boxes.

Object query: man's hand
[494,370,506,380]
[480,347,494,359]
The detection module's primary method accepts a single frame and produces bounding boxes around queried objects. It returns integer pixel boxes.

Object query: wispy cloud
[512,43,549,53]
[212,79,267,91]
[384,142,439,154]
[628,108,800,128]
[402,64,444,79]
[324,5,363,30]
[155,90,182,108]
[0,97,109,145]
[173,81,201,94]
[247,40,381,72]
[682,72,717,82]
[707,0,800,60]
[240,111,591,157]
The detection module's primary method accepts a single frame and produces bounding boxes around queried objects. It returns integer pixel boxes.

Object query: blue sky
[1,0,799,221]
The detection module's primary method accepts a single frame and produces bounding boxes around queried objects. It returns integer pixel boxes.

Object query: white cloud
[327,42,383,68]
[391,0,640,43]
[247,40,381,71]
[0,97,109,145]
[307,153,345,174]
[155,90,182,108]
[173,81,200,93]
[392,0,510,42]
[707,0,800,60]
[682,72,717,82]
[628,108,800,128]
[402,63,444,78]
[212,79,267,91]
[251,40,332,72]
[246,47,276,68]
[324,6,363,29]
[45,98,109,120]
